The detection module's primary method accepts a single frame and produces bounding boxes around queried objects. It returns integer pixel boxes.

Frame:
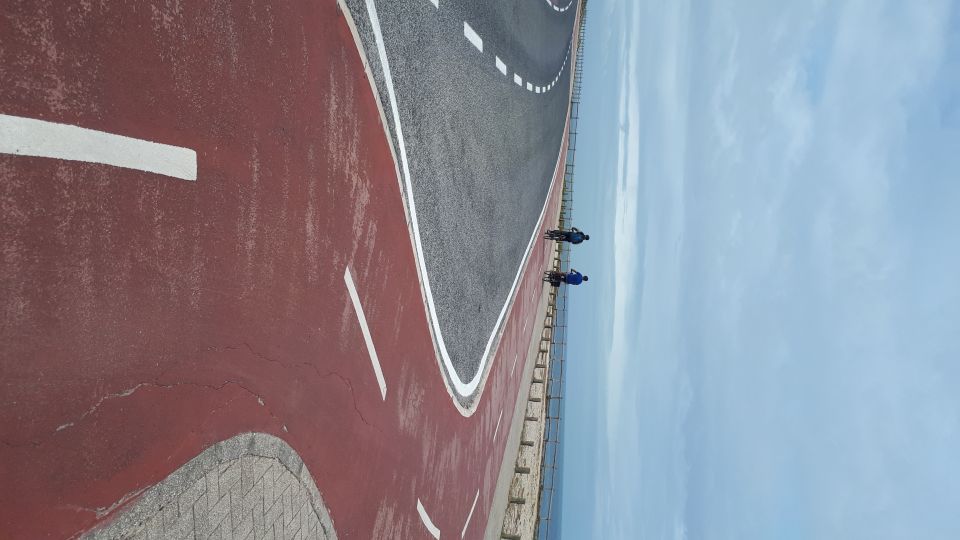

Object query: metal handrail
[534,2,589,538]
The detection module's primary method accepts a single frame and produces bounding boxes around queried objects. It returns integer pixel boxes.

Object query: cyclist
[543,269,588,287]
[544,227,589,244]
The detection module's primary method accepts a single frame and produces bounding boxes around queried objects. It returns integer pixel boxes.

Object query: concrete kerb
[482,280,554,540]
[498,309,554,540]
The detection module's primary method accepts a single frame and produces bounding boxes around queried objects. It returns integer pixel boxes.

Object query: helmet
[584,235,590,240]
[583,276,589,281]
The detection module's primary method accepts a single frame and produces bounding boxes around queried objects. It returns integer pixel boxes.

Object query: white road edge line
[461,489,480,538]
[493,409,503,440]
[463,21,483,52]
[495,56,507,76]
[0,114,197,181]
[417,498,441,539]
[344,267,387,400]
[545,0,575,13]
[363,0,572,409]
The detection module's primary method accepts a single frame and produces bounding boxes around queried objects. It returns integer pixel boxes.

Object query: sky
[561,0,960,538]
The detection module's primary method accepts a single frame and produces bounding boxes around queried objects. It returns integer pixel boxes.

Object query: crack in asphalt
[59,484,149,524]
[319,370,377,429]
[2,378,278,448]
[242,342,381,431]
[1,342,382,448]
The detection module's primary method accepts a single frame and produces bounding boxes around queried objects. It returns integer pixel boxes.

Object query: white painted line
[417,499,441,539]
[363,0,571,409]
[544,0,575,13]
[495,56,507,76]
[0,114,197,181]
[526,82,533,91]
[364,0,471,400]
[428,0,438,7]
[463,22,483,52]
[514,73,523,86]
[344,267,387,400]
[493,409,503,440]
[461,490,480,538]
[511,352,519,375]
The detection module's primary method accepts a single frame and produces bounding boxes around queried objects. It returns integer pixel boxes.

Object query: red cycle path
[0,1,570,538]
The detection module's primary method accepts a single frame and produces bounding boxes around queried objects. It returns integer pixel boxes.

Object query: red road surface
[0,1,572,538]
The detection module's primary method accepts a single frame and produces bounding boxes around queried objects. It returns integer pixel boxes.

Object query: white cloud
[568,0,959,538]
[604,22,641,446]
[678,0,958,538]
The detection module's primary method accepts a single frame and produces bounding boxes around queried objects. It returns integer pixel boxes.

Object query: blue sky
[562,0,960,538]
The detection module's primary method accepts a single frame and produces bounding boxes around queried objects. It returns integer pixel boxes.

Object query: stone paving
[83,434,337,540]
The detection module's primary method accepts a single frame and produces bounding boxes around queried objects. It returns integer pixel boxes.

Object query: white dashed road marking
[463,21,483,52]
[493,409,503,440]
[0,113,197,181]
[495,56,507,76]
[417,499,441,539]
[496,42,571,95]
[460,489,480,538]
[420,0,572,96]
[545,0,575,13]
[344,267,387,400]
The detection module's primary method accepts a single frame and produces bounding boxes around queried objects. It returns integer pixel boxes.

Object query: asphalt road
[343,0,575,390]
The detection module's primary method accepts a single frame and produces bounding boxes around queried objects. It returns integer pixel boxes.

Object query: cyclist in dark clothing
[543,269,588,287]
[564,270,585,285]
[545,227,590,244]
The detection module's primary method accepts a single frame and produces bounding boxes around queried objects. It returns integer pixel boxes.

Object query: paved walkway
[84,434,336,540]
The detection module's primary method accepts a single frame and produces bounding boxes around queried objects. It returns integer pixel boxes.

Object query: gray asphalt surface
[343,0,575,397]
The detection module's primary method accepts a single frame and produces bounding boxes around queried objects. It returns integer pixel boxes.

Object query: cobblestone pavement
[83,434,337,540]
